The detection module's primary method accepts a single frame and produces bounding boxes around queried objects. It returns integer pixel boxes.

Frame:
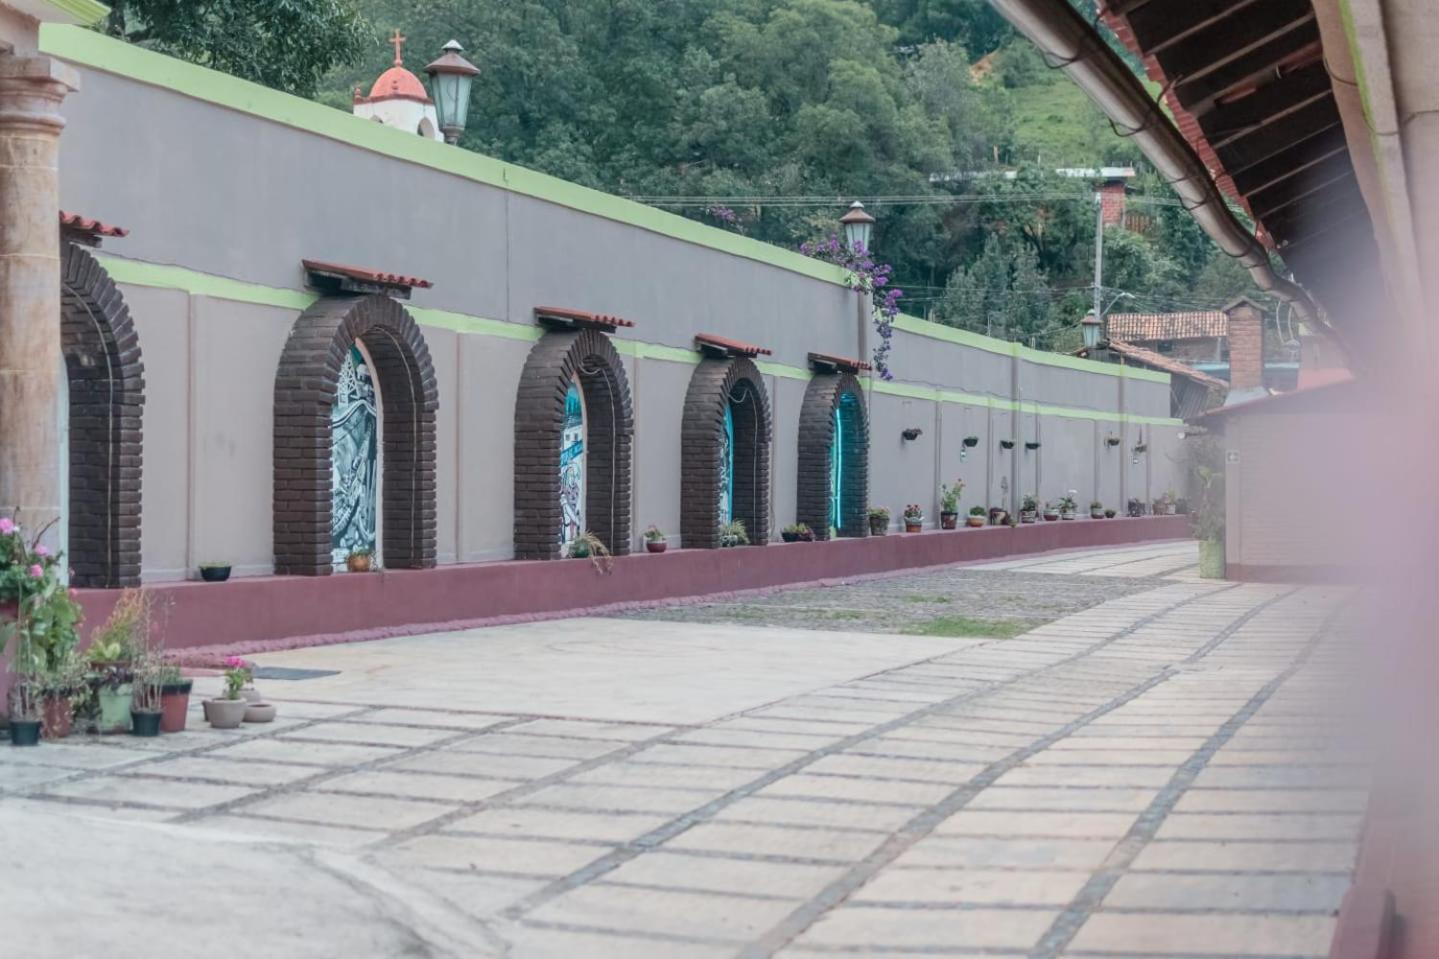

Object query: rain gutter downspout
[987,0,1326,329]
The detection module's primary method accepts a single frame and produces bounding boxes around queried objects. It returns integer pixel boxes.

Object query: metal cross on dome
[389,29,406,66]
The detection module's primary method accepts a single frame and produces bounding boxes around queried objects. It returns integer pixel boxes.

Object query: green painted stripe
[42,25,847,289]
[100,254,1177,426]
[43,0,108,25]
[95,255,316,310]
[891,314,1170,385]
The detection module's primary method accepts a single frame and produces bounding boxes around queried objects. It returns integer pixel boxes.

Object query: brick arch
[681,357,772,548]
[514,329,634,560]
[797,372,869,540]
[273,295,437,575]
[60,242,145,587]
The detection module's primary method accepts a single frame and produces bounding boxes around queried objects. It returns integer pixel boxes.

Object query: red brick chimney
[1225,297,1265,391]
[1099,178,1127,227]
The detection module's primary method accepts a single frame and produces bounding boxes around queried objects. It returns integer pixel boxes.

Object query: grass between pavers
[902,615,1040,639]
[902,595,952,604]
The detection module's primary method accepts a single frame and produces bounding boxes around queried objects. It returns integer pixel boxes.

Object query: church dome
[367,65,430,102]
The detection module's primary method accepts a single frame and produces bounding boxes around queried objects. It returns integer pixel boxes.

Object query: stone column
[0,54,77,545]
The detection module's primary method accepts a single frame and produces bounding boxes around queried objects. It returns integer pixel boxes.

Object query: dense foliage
[102,0,1271,351]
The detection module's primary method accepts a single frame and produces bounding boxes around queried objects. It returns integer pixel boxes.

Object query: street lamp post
[1081,310,1102,351]
[425,40,480,145]
[839,200,875,254]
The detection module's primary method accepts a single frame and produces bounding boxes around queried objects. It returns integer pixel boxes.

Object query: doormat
[250,667,341,681]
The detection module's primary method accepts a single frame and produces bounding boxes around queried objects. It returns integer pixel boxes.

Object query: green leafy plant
[1058,493,1078,512]
[969,505,986,516]
[642,525,665,543]
[568,531,613,574]
[939,478,964,513]
[902,504,924,523]
[867,506,891,521]
[1186,435,1225,542]
[1021,495,1038,513]
[719,520,749,548]
[1089,500,1103,510]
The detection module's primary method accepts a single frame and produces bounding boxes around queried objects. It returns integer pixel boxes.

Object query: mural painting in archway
[830,402,844,532]
[330,345,379,568]
[560,382,586,547]
[719,402,735,524]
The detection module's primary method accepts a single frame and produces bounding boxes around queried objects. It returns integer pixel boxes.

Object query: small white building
[352,31,441,141]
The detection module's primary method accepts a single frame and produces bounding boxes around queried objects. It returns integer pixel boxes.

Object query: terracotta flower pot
[206,698,248,729]
[160,681,193,733]
[645,541,667,553]
[966,515,986,528]
[940,512,958,530]
[41,694,72,740]
[346,552,373,573]
[904,522,922,533]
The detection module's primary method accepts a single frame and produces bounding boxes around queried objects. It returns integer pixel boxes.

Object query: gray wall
[55,59,1183,580]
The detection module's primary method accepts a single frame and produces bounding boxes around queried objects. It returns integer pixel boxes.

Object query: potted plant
[1104,508,1116,519]
[902,505,924,533]
[867,506,890,536]
[568,531,613,573]
[7,676,42,746]
[719,520,749,548]
[1089,500,1105,520]
[1020,495,1038,524]
[158,664,193,733]
[39,651,86,740]
[207,656,252,729]
[1058,493,1078,521]
[781,523,812,543]
[939,478,963,529]
[642,525,667,554]
[966,506,987,528]
[1042,502,1060,522]
[198,562,231,582]
[962,436,979,448]
[130,658,164,738]
[1127,497,1146,518]
[345,547,373,573]
[988,507,1010,526]
[86,588,152,734]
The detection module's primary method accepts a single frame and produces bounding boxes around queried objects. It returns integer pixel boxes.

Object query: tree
[105,0,368,97]
[934,234,1052,341]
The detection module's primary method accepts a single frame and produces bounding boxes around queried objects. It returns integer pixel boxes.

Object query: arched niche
[681,356,772,547]
[514,327,634,559]
[273,294,437,575]
[797,371,869,540]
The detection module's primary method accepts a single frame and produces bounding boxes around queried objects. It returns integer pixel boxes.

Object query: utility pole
[1092,191,1104,334]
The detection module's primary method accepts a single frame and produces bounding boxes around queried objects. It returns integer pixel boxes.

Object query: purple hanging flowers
[800,234,902,381]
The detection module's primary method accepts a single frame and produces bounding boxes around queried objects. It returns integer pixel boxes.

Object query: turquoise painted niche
[559,382,586,546]
[330,345,378,567]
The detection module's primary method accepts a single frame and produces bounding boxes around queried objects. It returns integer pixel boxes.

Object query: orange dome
[367,65,430,102]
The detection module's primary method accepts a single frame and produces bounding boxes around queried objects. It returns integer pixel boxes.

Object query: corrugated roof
[1106,311,1228,341]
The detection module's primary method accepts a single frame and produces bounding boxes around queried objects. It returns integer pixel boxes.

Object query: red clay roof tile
[302,259,432,291]
[694,333,772,357]
[59,210,128,239]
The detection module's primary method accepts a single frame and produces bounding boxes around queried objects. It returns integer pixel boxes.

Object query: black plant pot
[781,532,799,543]
[9,720,41,746]
[200,566,231,582]
[131,710,163,737]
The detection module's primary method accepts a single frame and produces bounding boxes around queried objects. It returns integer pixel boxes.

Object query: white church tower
[353,30,443,141]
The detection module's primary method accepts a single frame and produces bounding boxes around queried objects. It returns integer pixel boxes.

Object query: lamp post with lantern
[839,200,875,254]
[425,40,479,145]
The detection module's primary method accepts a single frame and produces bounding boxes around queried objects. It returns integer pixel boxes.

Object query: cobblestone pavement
[1,542,1366,958]
[615,541,1201,636]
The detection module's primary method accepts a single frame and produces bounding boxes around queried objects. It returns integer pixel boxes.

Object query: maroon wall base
[77,516,1189,651]
[1225,563,1360,584]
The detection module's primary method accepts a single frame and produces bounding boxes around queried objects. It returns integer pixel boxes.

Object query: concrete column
[0,54,77,545]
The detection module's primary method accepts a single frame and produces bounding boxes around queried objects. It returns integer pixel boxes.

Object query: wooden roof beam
[1126,0,1264,56]
[1229,124,1349,196]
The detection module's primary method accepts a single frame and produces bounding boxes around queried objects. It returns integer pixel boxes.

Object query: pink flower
[223,655,245,668]
[0,518,15,535]
[68,588,78,600]
[34,545,49,557]
[27,564,43,578]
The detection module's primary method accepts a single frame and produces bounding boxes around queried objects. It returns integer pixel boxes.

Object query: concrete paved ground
[0,542,1366,958]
